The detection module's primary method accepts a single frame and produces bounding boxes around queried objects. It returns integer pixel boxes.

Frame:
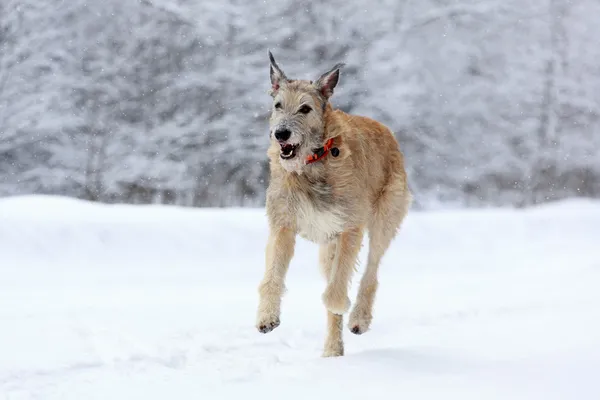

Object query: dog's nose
[274,128,291,142]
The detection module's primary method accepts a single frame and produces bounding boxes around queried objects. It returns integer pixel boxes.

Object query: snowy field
[1,195,599,399]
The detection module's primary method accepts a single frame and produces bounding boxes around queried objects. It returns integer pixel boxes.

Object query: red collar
[305,138,339,165]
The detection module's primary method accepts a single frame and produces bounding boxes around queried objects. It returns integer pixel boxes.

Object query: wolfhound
[256,51,412,357]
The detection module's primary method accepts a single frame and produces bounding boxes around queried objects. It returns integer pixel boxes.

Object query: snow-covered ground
[1,195,599,399]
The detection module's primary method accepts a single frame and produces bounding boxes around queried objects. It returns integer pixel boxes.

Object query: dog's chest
[289,181,346,243]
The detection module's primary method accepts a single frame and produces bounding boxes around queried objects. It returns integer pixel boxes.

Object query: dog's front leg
[322,227,363,315]
[256,227,296,333]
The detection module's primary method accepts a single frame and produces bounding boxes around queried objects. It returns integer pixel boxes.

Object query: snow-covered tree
[1,0,598,208]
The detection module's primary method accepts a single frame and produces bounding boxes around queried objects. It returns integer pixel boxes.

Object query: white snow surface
[1,195,599,399]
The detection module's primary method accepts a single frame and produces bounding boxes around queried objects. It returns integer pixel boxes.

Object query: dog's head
[267,51,344,172]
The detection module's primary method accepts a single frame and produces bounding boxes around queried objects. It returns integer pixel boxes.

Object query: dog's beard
[272,128,324,173]
[279,143,307,173]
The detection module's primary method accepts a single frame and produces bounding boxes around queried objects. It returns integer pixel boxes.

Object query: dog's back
[323,106,411,221]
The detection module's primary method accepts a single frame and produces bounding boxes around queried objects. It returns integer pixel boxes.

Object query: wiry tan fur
[256,52,412,357]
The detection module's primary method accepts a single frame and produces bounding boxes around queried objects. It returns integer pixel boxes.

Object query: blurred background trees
[0,0,598,209]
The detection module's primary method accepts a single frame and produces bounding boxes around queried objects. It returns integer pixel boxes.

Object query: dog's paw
[348,305,372,335]
[256,314,280,334]
[322,288,351,315]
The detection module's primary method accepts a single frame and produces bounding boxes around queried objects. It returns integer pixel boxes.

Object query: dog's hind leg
[349,179,410,335]
[324,310,344,357]
[322,227,363,317]
[256,227,296,334]
[319,241,344,357]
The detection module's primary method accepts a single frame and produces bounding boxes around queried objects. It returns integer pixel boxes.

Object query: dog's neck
[300,103,343,166]
[322,102,338,141]
[306,138,336,165]
[322,102,349,145]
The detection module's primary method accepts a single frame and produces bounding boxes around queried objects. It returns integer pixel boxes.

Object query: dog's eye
[298,105,312,114]
[274,102,282,110]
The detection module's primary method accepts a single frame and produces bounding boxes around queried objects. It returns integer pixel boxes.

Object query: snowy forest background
[0,0,598,209]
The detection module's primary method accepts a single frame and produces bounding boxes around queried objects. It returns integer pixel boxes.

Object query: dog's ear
[269,50,288,94]
[314,62,345,99]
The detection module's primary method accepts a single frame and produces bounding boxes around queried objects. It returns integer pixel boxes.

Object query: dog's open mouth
[280,143,299,160]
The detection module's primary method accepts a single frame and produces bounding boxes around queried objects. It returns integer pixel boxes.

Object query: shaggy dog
[256,51,412,357]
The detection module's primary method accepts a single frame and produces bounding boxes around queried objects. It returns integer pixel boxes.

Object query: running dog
[256,51,412,357]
